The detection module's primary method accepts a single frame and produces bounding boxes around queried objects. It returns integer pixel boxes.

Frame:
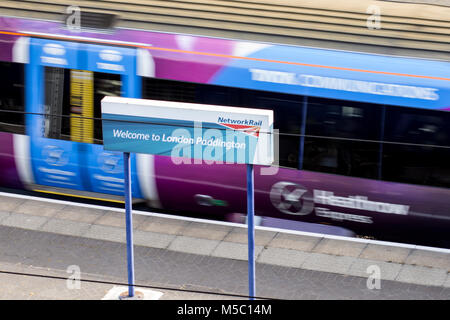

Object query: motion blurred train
[0,15,449,243]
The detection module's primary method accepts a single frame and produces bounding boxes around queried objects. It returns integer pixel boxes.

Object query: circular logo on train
[42,145,69,167]
[98,152,122,174]
[269,181,314,216]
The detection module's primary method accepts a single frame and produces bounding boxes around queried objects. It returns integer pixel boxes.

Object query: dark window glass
[44,67,66,139]
[244,92,302,169]
[93,72,121,142]
[45,68,121,143]
[303,97,382,179]
[383,106,450,188]
[143,78,197,103]
[195,85,245,108]
[0,62,25,134]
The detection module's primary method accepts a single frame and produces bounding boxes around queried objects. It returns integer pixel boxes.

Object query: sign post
[247,163,255,299]
[123,151,135,298]
[101,97,273,300]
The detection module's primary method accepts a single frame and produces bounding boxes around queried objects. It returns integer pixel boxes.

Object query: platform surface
[0,193,449,299]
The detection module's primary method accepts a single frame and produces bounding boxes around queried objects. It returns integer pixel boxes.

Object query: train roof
[0,3,449,110]
[0,0,449,61]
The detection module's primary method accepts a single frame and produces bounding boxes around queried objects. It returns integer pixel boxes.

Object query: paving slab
[301,252,356,274]
[133,230,176,249]
[222,227,276,246]
[444,275,450,288]
[168,236,220,256]
[93,210,146,229]
[39,218,91,237]
[54,206,107,224]
[359,244,412,264]
[347,259,403,281]
[0,196,25,212]
[211,241,264,261]
[1,212,49,230]
[137,216,191,235]
[404,249,450,271]
[13,200,65,217]
[312,238,367,257]
[83,224,126,243]
[267,233,321,251]
[179,221,232,241]
[257,247,310,268]
[0,211,11,223]
[395,265,448,287]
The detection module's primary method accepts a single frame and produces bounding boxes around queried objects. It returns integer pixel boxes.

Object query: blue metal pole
[247,163,255,300]
[123,152,135,297]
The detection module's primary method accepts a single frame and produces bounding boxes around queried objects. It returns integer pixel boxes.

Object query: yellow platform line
[32,189,125,204]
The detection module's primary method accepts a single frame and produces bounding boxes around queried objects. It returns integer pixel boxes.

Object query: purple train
[0,16,449,243]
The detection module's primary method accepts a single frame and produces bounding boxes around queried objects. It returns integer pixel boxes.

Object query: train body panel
[0,132,23,189]
[153,157,450,233]
[1,17,449,110]
[211,45,450,110]
[0,15,449,240]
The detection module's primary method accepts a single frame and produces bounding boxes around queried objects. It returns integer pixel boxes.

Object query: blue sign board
[101,97,274,166]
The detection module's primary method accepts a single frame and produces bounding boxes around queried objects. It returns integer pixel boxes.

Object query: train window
[143,78,197,103]
[0,62,25,134]
[382,106,450,188]
[244,92,302,169]
[303,97,382,179]
[44,67,66,139]
[196,85,244,107]
[44,67,121,143]
[93,72,122,142]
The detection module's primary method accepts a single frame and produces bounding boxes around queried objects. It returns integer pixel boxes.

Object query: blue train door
[26,38,143,198]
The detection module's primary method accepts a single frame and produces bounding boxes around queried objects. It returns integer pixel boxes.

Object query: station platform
[0,191,449,299]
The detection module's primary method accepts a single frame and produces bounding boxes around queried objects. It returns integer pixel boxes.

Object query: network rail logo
[218,117,262,137]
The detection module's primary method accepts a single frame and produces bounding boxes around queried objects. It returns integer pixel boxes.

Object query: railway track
[0,0,449,60]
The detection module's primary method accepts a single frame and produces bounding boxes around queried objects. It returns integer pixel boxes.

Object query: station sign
[101,97,274,166]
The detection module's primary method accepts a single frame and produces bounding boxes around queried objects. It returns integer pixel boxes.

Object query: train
[0,15,449,245]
